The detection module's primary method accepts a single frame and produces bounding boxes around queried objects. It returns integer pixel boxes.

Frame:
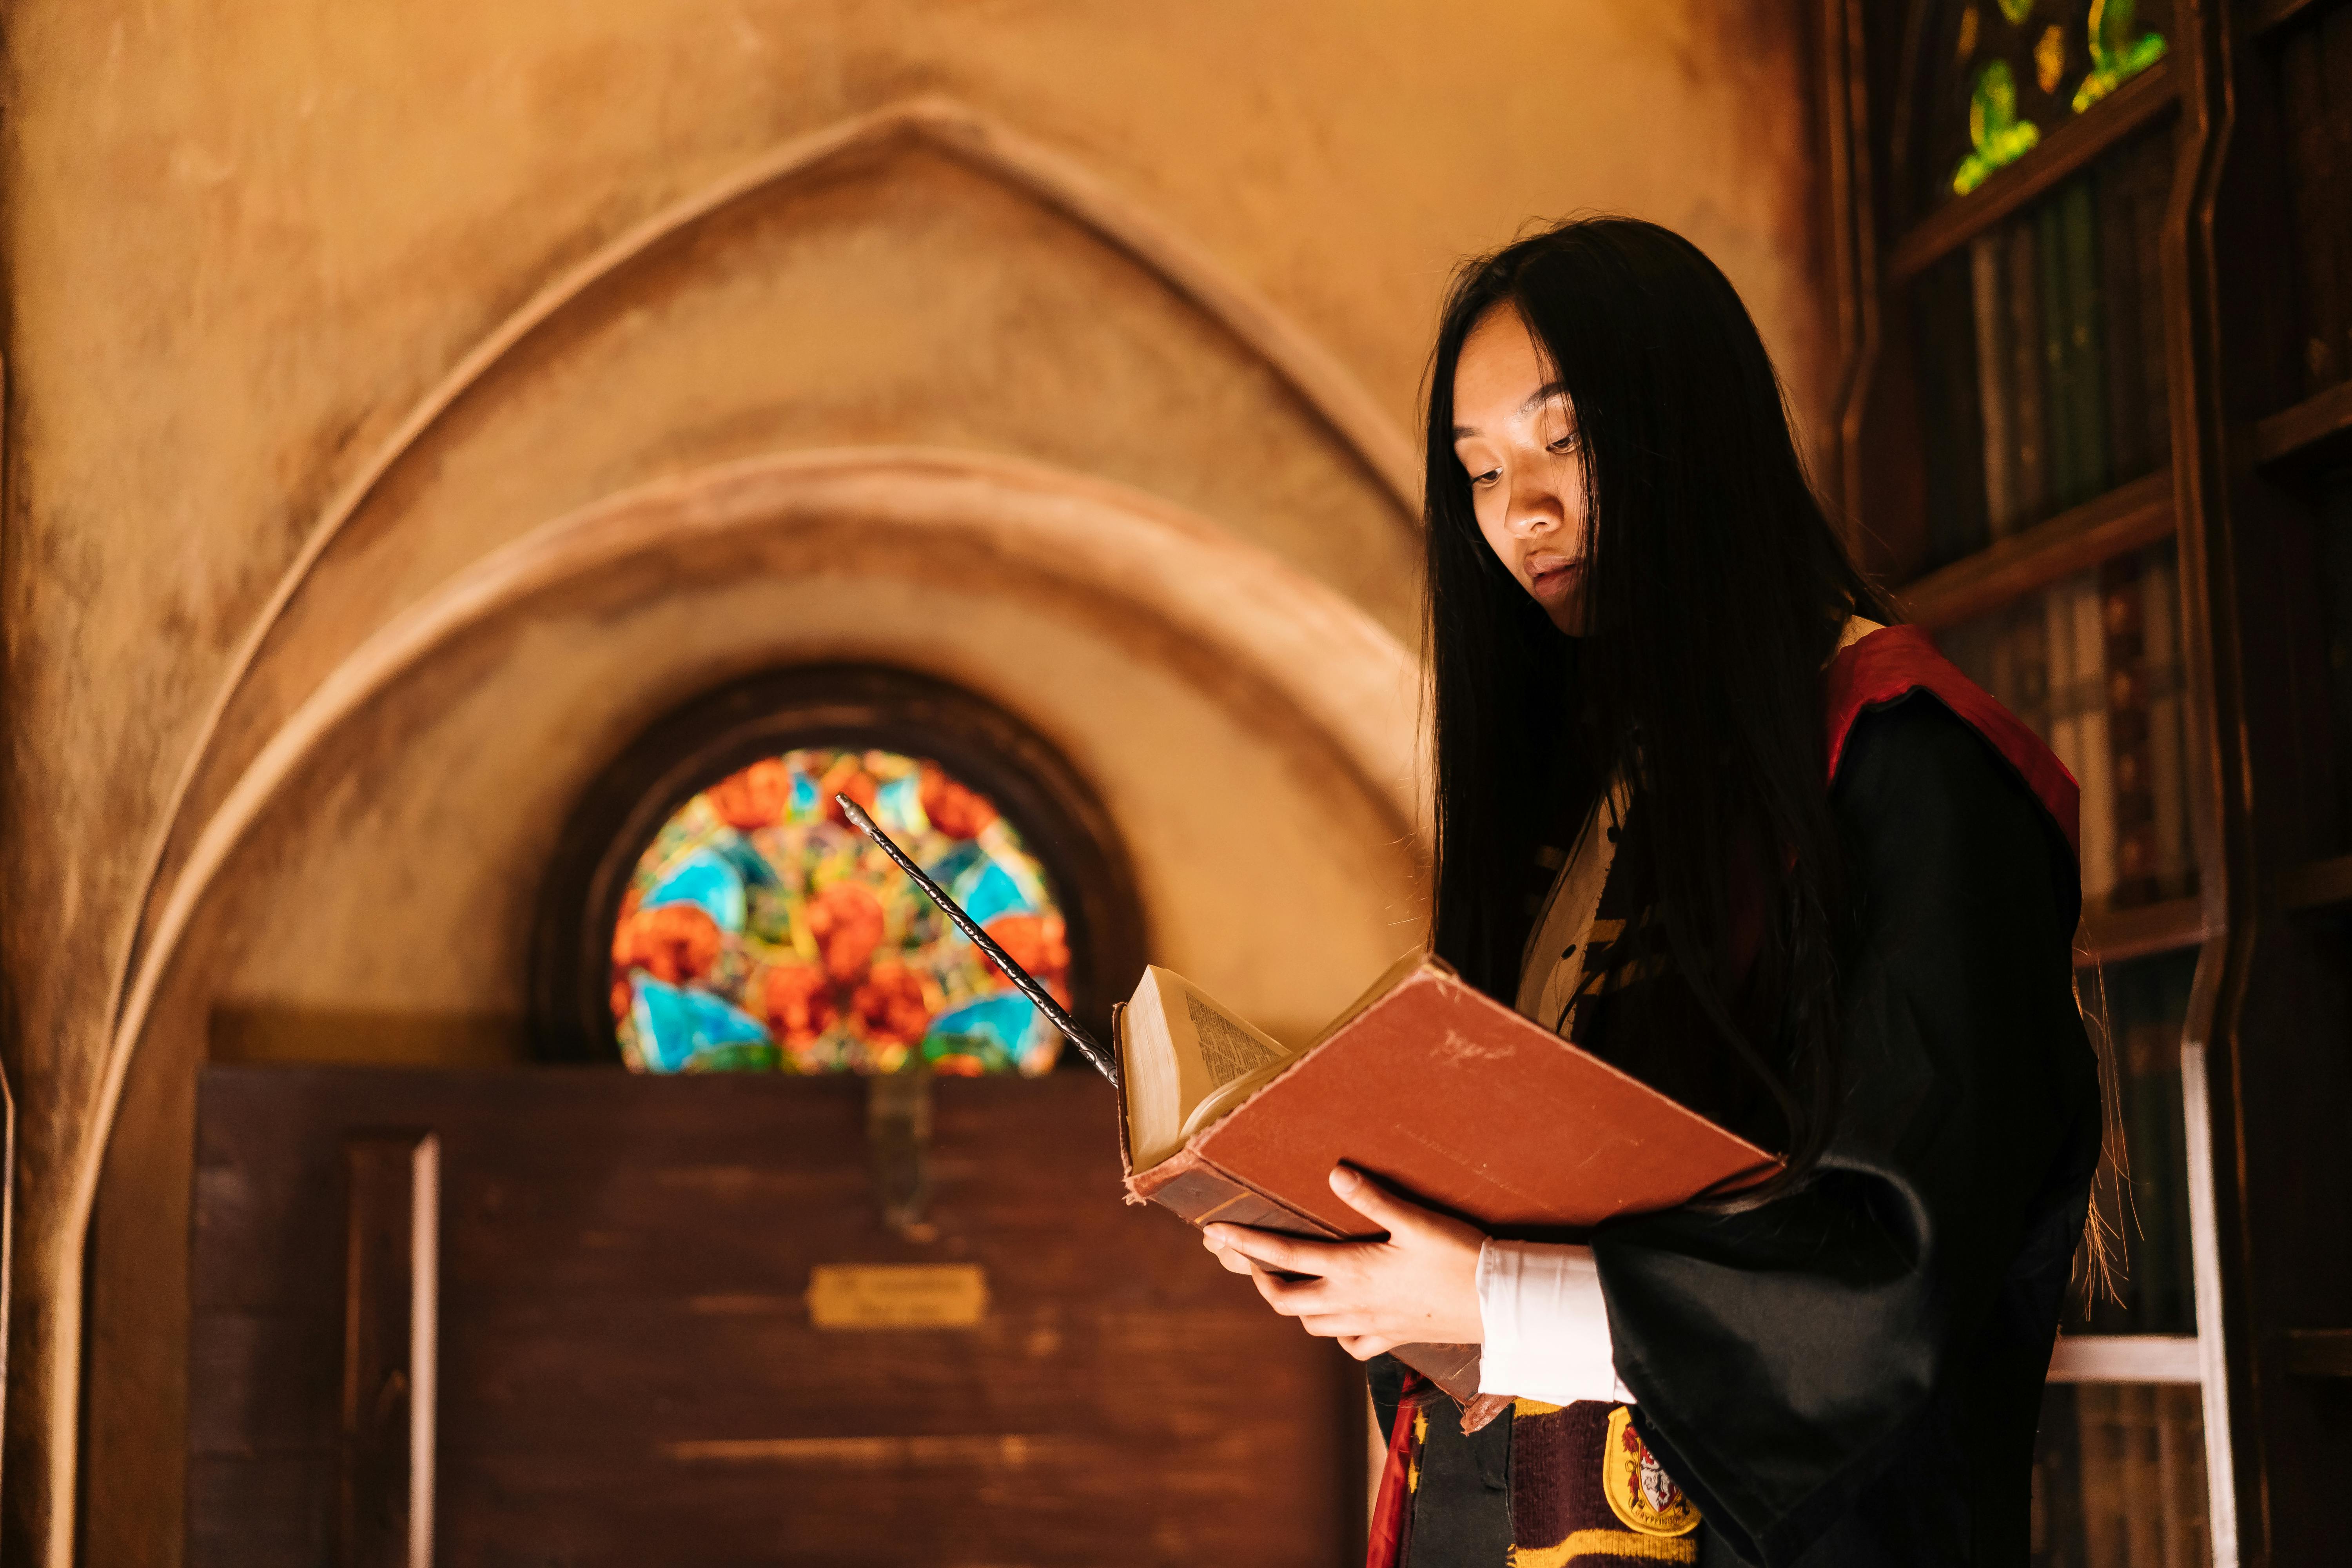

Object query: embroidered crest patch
[1602,1406,1699,1537]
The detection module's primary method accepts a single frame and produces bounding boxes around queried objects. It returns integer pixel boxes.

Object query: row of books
[2032,1382,2210,1568]
[1912,129,2174,572]
[2278,7,2352,399]
[1938,543,2198,914]
[2080,950,2197,1337]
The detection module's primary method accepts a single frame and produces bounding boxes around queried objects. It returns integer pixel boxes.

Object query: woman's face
[1452,301,1592,635]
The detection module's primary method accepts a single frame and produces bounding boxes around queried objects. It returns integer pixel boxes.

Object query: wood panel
[188,1066,1360,1568]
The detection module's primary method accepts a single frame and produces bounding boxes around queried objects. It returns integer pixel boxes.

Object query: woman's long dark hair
[1425,217,1894,1191]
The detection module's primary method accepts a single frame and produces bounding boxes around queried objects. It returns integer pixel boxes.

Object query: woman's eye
[1548,432,1580,454]
[1469,467,1501,486]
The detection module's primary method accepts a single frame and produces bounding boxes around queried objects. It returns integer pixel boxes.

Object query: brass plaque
[806,1264,989,1328]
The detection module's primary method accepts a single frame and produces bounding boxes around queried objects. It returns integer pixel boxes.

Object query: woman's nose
[1508,490,1561,535]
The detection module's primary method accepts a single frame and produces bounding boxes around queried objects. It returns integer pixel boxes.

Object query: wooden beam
[2279,852,2352,912]
[1901,472,2176,631]
[2246,0,2328,38]
[2252,379,2352,468]
[2283,1329,2352,1377]
[2047,1334,2203,1383]
[2076,896,2212,968]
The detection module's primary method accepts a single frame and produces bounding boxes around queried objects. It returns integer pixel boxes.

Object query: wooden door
[187,1065,1361,1567]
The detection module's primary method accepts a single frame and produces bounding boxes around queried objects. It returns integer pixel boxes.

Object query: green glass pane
[2071,0,2166,112]
[1955,60,2043,195]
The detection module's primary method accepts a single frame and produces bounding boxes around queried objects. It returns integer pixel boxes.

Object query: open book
[1120,948,1427,1171]
[831,799,1771,1405]
[1115,951,1777,1401]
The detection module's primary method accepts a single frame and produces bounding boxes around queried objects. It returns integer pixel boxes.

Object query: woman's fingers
[1202,1223,1330,1276]
[1203,1240,1255,1276]
[1324,1164,1421,1236]
[1248,1263,1335,1315]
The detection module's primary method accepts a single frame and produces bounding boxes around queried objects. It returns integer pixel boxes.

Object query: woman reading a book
[1202,218,2098,1568]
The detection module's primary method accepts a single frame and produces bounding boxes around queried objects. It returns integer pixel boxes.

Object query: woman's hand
[1201,1164,1485,1360]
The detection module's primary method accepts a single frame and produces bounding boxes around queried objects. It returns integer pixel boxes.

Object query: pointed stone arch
[56,101,1423,1563]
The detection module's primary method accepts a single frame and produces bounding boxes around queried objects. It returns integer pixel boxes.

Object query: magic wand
[835,794,1119,1086]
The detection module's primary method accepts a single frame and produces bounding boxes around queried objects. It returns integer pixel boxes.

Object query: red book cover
[1116,956,1777,1400]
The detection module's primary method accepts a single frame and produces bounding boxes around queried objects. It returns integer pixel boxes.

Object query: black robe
[1372,683,2100,1568]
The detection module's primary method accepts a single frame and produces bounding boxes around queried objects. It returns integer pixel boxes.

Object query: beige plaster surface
[81,445,1432,1557]
[1,0,1825,1556]
[83,498,1428,1562]
[215,568,1421,1038]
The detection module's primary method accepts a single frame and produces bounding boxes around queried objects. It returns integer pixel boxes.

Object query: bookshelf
[1819,2,2352,1563]
[2251,376,2352,464]
[1900,471,2174,630]
[2278,849,2352,909]
[2078,895,2212,964]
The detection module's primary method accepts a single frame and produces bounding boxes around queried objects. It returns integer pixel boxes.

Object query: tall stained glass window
[610,747,1071,1076]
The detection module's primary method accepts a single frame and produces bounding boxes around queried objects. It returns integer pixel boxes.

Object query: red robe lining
[1824,623,2081,864]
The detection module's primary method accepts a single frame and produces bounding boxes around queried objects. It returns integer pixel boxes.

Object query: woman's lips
[1528,558,1585,600]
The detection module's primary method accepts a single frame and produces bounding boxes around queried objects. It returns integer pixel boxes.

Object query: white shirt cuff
[1474,1238,1634,1406]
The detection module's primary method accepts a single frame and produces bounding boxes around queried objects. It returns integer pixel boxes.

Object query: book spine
[2012,592,2054,746]
[2101,554,2158,908]
[1917,252,1990,568]
[2076,1382,2128,1568]
[2154,1383,2210,1568]
[2009,218,2052,524]
[2095,157,2151,485]
[2073,572,2117,912]
[2035,1383,2089,1566]
[2061,180,2111,503]
[2044,576,2084,822]
[2128,137,2172,468]
[1129,1155,1342,1236]
[2037,200,2081,513]
[1971,233,2020,538]
[2115,1385,2163,1568]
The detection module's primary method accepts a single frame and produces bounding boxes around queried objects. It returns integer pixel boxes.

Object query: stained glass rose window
[609,748,1071,1076]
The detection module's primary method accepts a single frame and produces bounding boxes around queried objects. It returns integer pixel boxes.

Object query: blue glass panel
[922,991,1037,1074]
[630,975,772,1073]
[953,860,1030,926]
[642,846,747,931]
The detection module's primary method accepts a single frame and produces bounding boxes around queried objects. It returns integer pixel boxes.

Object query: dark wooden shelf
[2280,853,2352,912]
[1889,59,2178,284]
[1900,471,2175,631]
[2247,0,2329,38]
[2047,1333,2203,1384]
[2252,379,2352,468]
[2077,896,2211,969]
[2284,1329,2352,1378]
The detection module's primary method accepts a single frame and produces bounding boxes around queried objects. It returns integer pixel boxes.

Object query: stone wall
[0,2,1826,1558]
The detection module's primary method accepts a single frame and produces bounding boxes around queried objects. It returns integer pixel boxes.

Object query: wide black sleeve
[1590,697,2100,1566]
